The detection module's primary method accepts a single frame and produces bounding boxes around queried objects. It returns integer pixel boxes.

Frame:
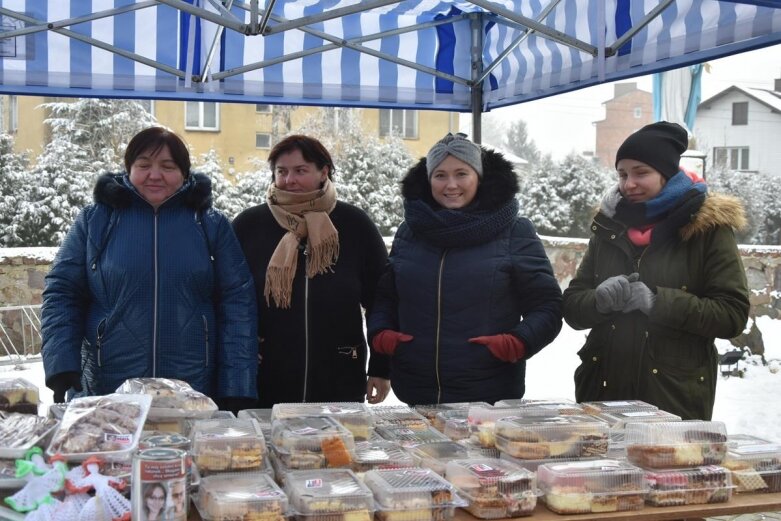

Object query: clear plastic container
[370,407,430,430]
[183,410,235,438]
[727,433,776,450]
[592,409,681,429]
[458,439,501,459]
[363,468,467,521]
[494,415,609,460]
[0,377,39,414]
[0,413,58,459]
[195,472,288,521]
[352,440,415,475]
[538,459,647,514]
[445,458,539,518]
[580,400,659,415]
[625,421,728,469]
[645,465,734,506]
[138,431,191,451]
[466,406,519,449]
[115,377,217,420]
[191,418,267,474]
[437,411,469,439]
[271,403,373,441]
[408,441,470,475]
[271,417,355,469]
[499,451,603,473]
[494,399,582,415]
[376,425,450,448]
[285,469,374,521]
[238,408,274,440]
[724,440,781,493]
[415,403,490,429]
[46,393,151,461]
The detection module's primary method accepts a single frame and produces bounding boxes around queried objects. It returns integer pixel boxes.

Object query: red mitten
[469,334,526,363]
[372,330,414,356]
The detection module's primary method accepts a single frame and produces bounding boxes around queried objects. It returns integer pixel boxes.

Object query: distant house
[695,79,781,176]
[481,142,529,175]
[594,83,653,169]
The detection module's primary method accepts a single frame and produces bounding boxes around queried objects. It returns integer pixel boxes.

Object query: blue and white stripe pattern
[0,0,779,111]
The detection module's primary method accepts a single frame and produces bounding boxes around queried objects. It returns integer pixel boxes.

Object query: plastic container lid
[195,472,288,521]
[375,425,450,448]
[271,403,373,441]
[465,406,519,449]
[625,421,728,469]
[593,409,681,429]
[237,408,273,440]
[370,407,430,430]
[0,377,39,414]
[363,468,467,511]
[115,377,217,420]
[538,459,647,514]
[415,402,490,422]
[442,413,470,441]
[644,465,734,505]
[724,440,781,493]
[271,417,355,458]
[46,393,151,461]
[727,433,776,450]
[285,469,375,516]
[580,400,659,415]
[494,415,609,460]
[458,439,501,459]
[0,413,58,459]
[499,451,603,473]
[352,440,415,474]
[494,398,581,413]
[408,441,470,475]
[191,418,267,474]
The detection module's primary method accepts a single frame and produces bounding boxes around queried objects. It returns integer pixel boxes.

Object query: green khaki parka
[562,193,750,420]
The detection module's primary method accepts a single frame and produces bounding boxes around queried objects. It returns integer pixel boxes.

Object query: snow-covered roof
[699,85,781,113]
[479,143,529,166]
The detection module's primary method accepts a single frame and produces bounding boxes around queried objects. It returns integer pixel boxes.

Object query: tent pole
[471,14,483,144]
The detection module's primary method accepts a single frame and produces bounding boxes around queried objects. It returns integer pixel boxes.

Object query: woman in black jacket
[367,133,562,405]
[233,135,390,407]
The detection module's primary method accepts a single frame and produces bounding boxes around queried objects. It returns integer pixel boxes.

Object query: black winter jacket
[232,201,389,407]
[367,150,563,405]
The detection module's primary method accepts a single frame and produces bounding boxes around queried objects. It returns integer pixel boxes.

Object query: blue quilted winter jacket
[41,173,258,400]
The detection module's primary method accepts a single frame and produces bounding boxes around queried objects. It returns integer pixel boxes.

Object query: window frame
[633,106,642,119]
[255,132,271,149]
[713,146,750,171]
[255,104,272,113]
[731,101,748,126]
[379,109,419,139]
[184,101,220,131]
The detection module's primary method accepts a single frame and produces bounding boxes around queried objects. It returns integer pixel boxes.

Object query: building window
[633,107,642,118]
[714,146,749,170]
[8,95,18,132]
[732,102,748,125]
[256,104,272,113]
[379,109,418,138]
[185,101,219,130]
[256,133,271,149]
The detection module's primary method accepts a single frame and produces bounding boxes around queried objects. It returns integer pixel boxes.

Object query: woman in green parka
[562,121,750,420]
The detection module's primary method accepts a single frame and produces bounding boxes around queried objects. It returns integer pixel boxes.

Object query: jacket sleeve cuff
[367,352,390,379]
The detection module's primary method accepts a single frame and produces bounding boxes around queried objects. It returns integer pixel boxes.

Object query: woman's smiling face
[429,155,480,209]
[617,158,667,203]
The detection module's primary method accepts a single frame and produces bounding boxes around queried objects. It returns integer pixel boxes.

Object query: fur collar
[93,172,212,211]
[401,148,519,211]
[679,192,746,241]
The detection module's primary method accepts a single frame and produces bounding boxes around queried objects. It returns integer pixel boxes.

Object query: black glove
[594,274,633,313]
[217,397,256,415]
[48,372,82,403]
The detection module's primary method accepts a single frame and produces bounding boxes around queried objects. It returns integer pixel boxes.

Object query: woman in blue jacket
[368,133,562,405]
[41,127,258,410]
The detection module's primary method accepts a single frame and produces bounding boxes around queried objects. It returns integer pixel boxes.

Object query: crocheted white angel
[4,449,67,513]
[64,457,130,521]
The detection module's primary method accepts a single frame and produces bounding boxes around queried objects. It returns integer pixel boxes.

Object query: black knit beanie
[615,121,688,179]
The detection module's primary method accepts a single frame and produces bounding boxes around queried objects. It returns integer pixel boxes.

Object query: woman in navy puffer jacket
[368,133,562,405]
[41,127,258,410]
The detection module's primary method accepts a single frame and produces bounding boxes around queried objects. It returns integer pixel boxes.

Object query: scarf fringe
[265,264,297,309]
[306,235,340,277]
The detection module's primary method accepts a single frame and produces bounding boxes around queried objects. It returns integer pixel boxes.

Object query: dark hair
[143,482,166,501]
[125,127,191,178]
[267,135,335,180]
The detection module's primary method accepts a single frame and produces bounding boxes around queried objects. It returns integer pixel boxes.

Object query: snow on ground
[5,317,780,442]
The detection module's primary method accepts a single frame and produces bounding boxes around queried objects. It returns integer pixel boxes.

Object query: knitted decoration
[4,449,67,513]
[67,458,130,521]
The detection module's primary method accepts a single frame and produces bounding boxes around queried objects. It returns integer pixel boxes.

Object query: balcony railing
[0,305,42,367]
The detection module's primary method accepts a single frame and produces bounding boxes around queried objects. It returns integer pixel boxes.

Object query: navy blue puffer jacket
[368,150,562,405]
[41,173,258,400]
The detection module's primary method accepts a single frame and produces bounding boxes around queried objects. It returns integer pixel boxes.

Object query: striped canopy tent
[1,0,780,139]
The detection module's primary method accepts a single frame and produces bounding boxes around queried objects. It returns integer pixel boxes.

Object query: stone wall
[1,240,779,355]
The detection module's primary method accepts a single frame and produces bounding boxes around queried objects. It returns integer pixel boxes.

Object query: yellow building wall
[4,96,459,175]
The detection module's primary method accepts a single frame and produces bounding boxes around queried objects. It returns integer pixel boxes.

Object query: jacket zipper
[202,315,209,367]
[96,319,107,367]
[152,211,159,376]
[435,250,448,404]
[303,243,310,403]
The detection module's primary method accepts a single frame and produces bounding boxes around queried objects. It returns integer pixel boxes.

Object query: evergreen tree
[504,119,541,165]
[0,134,30,246]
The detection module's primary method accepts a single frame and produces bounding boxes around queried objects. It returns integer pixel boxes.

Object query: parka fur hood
[93,172,213,211]
[401,148,519,210]
[680,192,746,241]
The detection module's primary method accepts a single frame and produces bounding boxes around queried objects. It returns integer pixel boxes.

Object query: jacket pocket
[574,326,612,402]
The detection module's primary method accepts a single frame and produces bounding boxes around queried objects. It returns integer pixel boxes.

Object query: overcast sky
[462,43,781,160]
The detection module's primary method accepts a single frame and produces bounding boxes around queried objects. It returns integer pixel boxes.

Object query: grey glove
[622,273,655,315]
[594,274,633,313]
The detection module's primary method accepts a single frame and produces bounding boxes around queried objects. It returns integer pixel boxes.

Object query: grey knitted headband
[426,132,483,178]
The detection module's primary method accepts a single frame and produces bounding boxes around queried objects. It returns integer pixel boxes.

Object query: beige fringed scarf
[264,180,339,308]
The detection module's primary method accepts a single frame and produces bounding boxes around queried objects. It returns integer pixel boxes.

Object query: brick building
[594,83,653,169]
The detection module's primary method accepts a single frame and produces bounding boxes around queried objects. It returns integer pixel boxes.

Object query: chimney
[614,82,637,98]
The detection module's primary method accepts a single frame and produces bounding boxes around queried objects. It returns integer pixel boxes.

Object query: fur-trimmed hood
[401,147,519,211]
[93,172,213,211]
[680,192,746,241]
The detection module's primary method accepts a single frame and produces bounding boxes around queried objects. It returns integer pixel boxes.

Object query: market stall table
[186,492,781,521]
